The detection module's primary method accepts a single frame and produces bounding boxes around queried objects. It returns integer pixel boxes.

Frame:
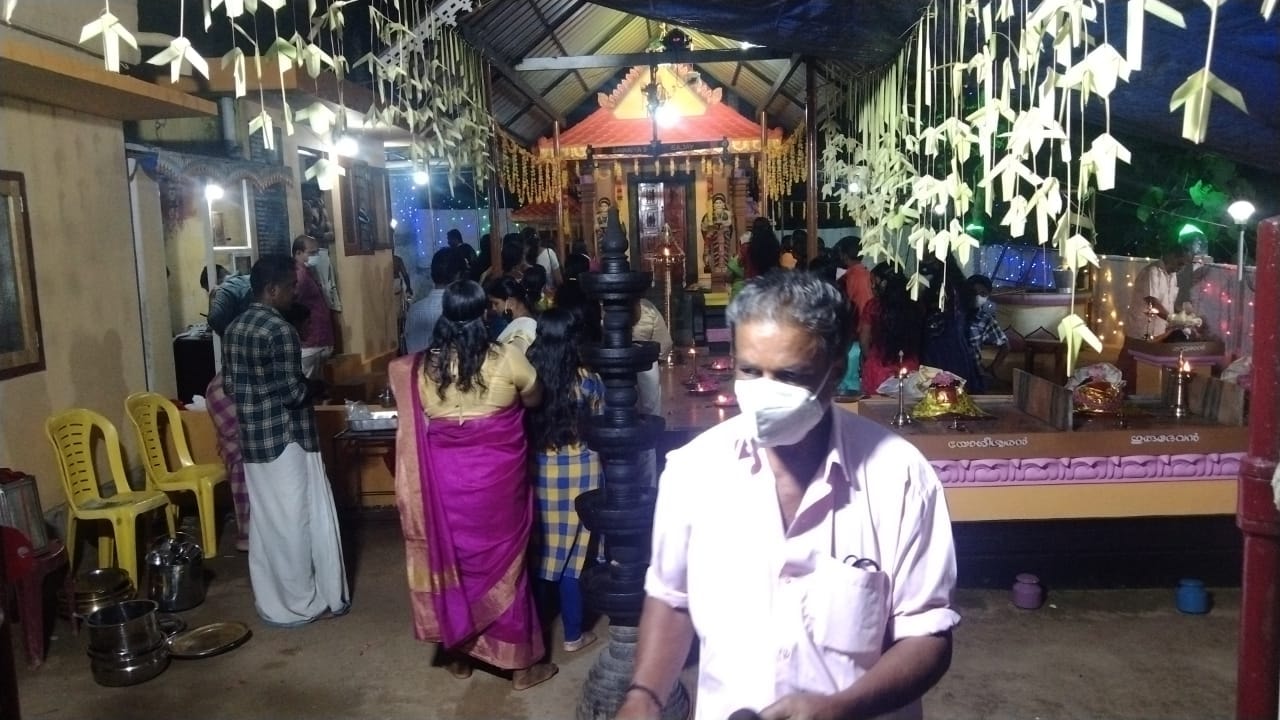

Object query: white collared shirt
[645,410,960,720]
[1125,262,1179,338]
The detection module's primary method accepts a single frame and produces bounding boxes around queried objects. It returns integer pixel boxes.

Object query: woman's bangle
[625,683,666,711]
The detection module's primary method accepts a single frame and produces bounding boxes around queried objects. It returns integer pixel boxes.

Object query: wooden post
[482,63,502,277]
[554,120,564,258]
[758,110,769,221]
[1236,215,1280,720]
[804,58,819,262]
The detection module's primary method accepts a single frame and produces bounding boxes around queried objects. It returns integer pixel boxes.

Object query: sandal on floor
[512,662,558,690]
[563,631,598,653]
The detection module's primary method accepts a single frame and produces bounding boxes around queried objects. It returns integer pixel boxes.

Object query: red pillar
[1237,215,1280,720]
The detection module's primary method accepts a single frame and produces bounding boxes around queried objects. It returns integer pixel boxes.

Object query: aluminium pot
[83,599,170,687]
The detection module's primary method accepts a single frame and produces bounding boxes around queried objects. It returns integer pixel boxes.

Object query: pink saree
[389,355,544,669]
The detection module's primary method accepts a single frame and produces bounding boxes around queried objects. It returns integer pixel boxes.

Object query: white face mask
[305,254,320,268]
[734,372,829,448]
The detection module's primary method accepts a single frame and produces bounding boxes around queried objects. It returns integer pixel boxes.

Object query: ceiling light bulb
[1227,200,1255,224]
[933,202,947,216]
[848,181,861,195]
[413,169,430,186]
[389,218,398,230]
[204,184,224,202]
[335,135,359,158]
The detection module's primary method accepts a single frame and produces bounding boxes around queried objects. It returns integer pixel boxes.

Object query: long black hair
[748,217,782,276]
[425,280,495,400]
[485,275,533,316]
[870,263,924,364]
[525,308,592,451]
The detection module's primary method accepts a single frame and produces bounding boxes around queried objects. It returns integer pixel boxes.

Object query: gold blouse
[418,343,539,420]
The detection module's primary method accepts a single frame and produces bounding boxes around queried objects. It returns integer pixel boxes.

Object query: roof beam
[526,0,592,93]
[759,54,803,114]
[459,25,566,125]
[515,46,791,72]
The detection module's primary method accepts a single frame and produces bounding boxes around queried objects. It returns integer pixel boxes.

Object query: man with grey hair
[617,271,959,720]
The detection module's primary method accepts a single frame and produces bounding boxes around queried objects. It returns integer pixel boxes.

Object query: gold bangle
[626,683,666,711]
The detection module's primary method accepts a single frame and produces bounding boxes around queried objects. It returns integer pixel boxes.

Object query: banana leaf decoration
[984,153,1042,205]
[304,156,344,192]
[1060,232,1100,274]
[221,47,246,97]
[906,272,930,303]
[264,36,298,72]
[946,219,980,266]
[1057,314,1102,378]
[147,36,209,83]
[1000,195,1031,238]
[1027,176,1063,246]
[1169,68,1248,145]
[1002,103,1066,160]
[210,0,249,20]
[248,110,275,150]
[294,102,337,135]
[1169,0,1249,145]
[943,171,974,218]
[79,9,137,73]
[1058,43,1131,100]
[299,41,335,79]
[1078,133,1131,192]
[1126,0,1185,71]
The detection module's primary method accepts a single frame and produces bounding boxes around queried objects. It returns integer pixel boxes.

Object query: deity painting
[594,197,611,244]
[701,192,734,280]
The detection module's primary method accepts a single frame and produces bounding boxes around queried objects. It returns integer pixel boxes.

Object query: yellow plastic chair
[45,409,174,585]
[125,392,228,555]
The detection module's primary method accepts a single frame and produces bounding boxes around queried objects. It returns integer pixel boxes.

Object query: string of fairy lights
[389,169,494,269]
[1091,257,1256,355]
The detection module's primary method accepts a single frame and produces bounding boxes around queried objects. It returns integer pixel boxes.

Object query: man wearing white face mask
[617,272,959,720]
[292,235,336,379]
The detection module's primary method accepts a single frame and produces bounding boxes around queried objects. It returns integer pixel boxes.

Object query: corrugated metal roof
[460,0,826,146]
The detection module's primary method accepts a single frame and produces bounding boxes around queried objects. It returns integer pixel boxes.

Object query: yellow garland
[496,130,563,205]
[764,129,807,201]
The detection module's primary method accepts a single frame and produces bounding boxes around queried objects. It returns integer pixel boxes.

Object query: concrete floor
[10,517,1237,719]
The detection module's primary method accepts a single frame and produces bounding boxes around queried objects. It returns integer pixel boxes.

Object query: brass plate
[168,622,252,659]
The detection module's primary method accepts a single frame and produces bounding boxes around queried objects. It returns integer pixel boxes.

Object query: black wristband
[625,683,665,711]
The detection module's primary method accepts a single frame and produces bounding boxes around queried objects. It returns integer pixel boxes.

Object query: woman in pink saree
[389,279,557,689]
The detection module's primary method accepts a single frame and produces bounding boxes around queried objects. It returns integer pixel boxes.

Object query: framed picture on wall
[298,147,337,249]
[340,160,391,255]
[0,170,45,380]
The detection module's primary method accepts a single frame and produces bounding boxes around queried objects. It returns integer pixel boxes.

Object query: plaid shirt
[223,303,318,463]
[967,304,1008,361]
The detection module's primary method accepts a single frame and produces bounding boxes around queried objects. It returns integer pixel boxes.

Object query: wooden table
[331,428,396,511]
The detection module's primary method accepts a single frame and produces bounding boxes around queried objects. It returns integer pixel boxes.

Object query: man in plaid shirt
[223,255,348,626]
[965,275,1008,375]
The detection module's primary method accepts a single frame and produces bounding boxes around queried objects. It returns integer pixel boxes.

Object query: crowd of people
[199,224,961,716]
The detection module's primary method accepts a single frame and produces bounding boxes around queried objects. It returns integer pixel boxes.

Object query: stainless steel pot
[146,535,205,612]
[87,639,170,687]
[84,600,164,657]
[84,599,170,687]
[71,568,135,618]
